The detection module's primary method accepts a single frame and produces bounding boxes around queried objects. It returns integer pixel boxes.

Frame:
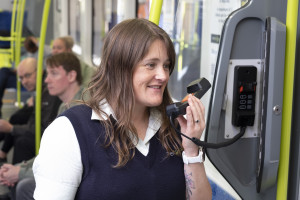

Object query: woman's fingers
[188,95,205,130]
[176,95,206,139]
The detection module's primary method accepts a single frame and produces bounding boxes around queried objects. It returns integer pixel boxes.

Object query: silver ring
[195,120,200,123]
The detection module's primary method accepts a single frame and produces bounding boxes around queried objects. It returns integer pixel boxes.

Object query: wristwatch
[182,148,204,164]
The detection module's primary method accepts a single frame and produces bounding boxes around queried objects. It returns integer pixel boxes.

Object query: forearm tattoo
[184,170,195,200]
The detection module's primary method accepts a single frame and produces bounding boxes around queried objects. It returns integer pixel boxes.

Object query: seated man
[0,36,52,117]
[45,52,85,113]
[0,57,61,164]
[0,52,86,200]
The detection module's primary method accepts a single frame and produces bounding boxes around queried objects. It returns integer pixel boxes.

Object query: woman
[52,36,96,87]
[33,18,212,200]
[51,36,74,55]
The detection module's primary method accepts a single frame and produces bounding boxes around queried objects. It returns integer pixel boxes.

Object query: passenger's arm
[0,119,13,133]
[11,124,32,136]
[10,105,35,136]
[33,116,82,200]
[18,157,35,180]
[176,95,212,200]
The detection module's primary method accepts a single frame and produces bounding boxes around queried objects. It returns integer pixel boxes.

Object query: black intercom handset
[166,78,211,119]
[167,77,248,149]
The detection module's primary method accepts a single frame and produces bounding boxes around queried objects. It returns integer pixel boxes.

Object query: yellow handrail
[149,0,163,25]
[10,0,18,63]
[15,0,26,108]
[0,1,18,69]
[0,49,13,53]
[0,36,14,41]
[277,0,298,199]
[15,0,25,66]
[35,0,52,155]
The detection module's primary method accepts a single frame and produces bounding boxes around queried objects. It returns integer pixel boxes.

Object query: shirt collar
[143,108,162,143]
[91,100,115,120]
[90,100,162,144]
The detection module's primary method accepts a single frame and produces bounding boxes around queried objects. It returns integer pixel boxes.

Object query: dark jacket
[12,84,61,137]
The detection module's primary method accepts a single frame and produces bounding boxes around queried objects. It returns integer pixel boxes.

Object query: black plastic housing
[166,77,211,119]
[232,66,257,127]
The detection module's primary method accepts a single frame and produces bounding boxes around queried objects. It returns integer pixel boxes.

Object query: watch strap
[182,149,204,164]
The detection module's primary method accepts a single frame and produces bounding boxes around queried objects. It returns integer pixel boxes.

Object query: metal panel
[224,59,263,139]
[205,0,287,199]
[256,17,285,192]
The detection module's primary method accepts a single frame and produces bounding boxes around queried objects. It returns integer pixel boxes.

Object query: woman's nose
[155,66,169,81]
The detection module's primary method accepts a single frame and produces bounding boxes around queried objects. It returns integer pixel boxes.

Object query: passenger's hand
[0,165,8,185]
[29,36,38,45]
[0,164,20,186]
[176,94,205,156]
[26,96,34,107]
[0,120,13,133]
[0,165,7,178]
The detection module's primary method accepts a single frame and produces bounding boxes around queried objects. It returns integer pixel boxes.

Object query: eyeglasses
[18,70,36,81]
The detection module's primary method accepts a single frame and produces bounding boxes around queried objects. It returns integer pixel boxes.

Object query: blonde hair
[56,36,74,50]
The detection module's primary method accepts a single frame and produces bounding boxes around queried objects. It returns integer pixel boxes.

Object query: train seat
[1,88,31,120]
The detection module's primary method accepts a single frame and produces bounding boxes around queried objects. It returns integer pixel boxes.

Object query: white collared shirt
[33,103,162,200]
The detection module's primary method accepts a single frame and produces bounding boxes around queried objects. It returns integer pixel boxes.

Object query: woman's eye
[164,64,170,69]
[146,63,155,68]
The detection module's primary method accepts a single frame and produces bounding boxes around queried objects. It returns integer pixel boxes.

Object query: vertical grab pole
[35,0,51,155]
[14,0,22,66]
[15,0,26,108]
[10,0,18,63]
[277,0,298,199]
[149,0,163,25]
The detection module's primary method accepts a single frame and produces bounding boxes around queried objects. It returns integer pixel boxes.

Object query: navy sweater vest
[62,105,186,200]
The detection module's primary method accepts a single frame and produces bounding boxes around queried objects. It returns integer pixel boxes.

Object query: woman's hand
[176,94,205,156]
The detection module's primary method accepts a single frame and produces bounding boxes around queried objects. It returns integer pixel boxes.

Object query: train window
[68,0,81,55]
[92,0,108,66]
[158,0,248,199]
[92,0,136,66]
[165,0,247,102]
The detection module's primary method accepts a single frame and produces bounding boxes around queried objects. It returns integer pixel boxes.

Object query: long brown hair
[86,18,181,167]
